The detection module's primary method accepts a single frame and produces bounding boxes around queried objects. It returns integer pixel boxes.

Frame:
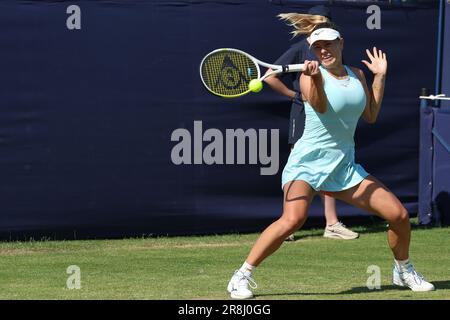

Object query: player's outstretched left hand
[362,47,387,76]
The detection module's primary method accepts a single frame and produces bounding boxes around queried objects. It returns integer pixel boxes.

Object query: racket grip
[285,64,305,72]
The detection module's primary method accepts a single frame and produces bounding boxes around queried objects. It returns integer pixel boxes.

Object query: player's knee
[282,213,307,232]
[389,206,409,224]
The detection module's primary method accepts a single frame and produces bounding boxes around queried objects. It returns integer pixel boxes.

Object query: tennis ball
[248,79,263,93]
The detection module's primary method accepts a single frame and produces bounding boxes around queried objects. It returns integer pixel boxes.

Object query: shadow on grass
[255,280,450,298]
[338,280,450,294]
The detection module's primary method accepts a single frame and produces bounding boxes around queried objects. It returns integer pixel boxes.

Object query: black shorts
[288,101,305,145]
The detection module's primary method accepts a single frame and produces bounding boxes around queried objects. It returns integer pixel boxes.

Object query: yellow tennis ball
[248,79,263,93]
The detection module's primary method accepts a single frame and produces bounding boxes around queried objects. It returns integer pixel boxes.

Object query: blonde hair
[277,13,330,38]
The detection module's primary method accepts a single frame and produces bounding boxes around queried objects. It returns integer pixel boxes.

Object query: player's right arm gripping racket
[200,48,305,98]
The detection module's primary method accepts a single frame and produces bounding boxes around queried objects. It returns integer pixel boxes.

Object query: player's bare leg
[227,180,314,299]
[329,176,434,291]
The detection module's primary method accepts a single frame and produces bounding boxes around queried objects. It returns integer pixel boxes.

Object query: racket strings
[201,51,259,97]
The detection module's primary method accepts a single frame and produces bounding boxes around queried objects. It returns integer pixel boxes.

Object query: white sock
[395,259,411,271]
[239,262,255,277]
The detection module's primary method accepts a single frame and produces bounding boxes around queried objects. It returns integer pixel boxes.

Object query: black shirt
[274,38,317,94]
[273,38,316,144]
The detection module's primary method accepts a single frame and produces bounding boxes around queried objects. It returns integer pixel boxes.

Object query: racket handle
[261,63,305,81]
[284,64,305,73]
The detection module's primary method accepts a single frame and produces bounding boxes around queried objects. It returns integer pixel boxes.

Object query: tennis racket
[199,48,305,98]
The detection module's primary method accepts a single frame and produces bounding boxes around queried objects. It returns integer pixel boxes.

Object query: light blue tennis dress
[281,65,369,192]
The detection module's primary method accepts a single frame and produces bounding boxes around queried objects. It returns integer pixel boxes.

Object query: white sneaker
[393,263,435,292]
[285,234,295,241]
[227,270,257,299]
[323,222,359,240]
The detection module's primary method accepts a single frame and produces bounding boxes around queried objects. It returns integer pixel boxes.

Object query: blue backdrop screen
[0,0,439,239]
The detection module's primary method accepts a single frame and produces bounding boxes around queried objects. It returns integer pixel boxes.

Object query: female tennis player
[265,6,359,241]
[227,23,435,299]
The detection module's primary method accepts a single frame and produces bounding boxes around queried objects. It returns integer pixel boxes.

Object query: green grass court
[0,220,449,300]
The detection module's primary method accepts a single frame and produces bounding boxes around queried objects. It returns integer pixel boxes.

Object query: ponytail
[277,13,331,38]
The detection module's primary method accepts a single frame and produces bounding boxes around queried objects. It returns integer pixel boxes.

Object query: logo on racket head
[214,55,250,91]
